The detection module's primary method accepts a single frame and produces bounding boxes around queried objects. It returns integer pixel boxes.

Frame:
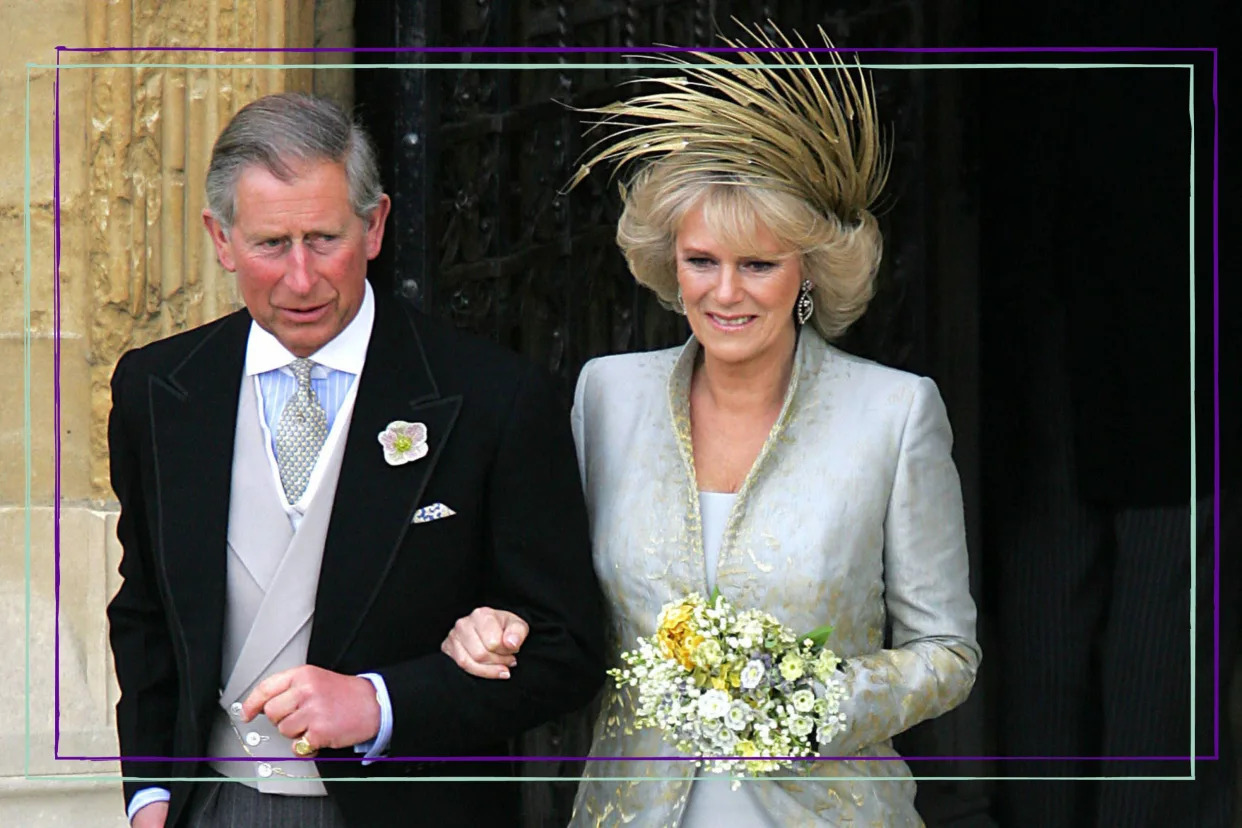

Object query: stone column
[0,1,353,823]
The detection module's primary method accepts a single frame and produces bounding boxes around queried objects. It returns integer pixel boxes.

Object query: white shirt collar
[244,280,375,376]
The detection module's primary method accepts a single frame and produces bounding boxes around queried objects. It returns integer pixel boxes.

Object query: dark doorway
[349,2,1237,827]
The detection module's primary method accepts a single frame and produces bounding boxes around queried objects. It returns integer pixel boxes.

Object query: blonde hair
[616,158,882,340]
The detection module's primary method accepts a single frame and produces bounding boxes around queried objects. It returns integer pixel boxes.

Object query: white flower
[377,420,428,466]
[791,688,816,713]
[725,701,751,731]
[696,689,731,719]
[818,716,847,744]
[740,660,766,689]
[789,715,815,738]
[812,648,841,681]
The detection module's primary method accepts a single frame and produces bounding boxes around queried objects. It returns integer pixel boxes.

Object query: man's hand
[131,800,168,828]
[441,607,530,679]
[241,665,381,754]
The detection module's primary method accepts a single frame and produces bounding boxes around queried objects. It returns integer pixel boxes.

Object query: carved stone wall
[81,0,339,497]
[0,1,353,822]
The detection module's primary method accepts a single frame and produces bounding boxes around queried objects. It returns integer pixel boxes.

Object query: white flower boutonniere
[377,421,428,466]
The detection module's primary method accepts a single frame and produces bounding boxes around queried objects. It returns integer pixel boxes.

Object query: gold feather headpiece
[568,21,891,225]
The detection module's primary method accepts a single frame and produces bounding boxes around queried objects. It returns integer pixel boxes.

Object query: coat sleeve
[372,362,607,755]
[820,376,981,756]
[105,352,180,802]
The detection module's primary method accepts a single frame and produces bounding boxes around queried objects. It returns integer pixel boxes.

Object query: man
[107,92,605,828]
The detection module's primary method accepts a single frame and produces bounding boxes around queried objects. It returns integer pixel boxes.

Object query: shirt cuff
[127,787,171,822]
[353,672,393,765]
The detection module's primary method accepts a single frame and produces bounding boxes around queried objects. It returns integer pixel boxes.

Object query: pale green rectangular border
[25,58,1200,785]
[23,62,35,783]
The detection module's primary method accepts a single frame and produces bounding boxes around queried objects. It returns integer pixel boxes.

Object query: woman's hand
[440,607,530,679]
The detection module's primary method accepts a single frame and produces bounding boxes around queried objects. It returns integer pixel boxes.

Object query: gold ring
[292,736,317,757]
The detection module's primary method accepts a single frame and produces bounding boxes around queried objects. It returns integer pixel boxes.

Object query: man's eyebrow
[242,229,286,241]
[241,224,350,244]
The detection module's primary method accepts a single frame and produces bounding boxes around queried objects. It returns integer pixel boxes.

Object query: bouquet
[608,590,847,781]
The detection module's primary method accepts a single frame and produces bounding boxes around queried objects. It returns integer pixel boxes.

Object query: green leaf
[709,586,722,605]
[801,624,835,648]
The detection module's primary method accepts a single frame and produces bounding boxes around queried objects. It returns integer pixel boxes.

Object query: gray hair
[205,92,383,230]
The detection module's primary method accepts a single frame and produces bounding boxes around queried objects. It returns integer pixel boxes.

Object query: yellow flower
[779,653,806,681]
[713,661,743,689]
[656,601,703,671]
[735,740,758,757]
[694,638,724,669]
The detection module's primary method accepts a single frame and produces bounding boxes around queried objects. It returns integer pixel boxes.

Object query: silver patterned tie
[274,358,329,503]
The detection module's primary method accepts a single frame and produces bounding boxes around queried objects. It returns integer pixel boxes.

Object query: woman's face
[674,202,803,368]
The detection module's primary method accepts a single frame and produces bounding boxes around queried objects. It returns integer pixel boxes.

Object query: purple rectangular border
[46,44,1222,768]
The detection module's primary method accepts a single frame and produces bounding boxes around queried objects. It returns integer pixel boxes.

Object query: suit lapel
[309,298,461,668]
[148,310,250,717]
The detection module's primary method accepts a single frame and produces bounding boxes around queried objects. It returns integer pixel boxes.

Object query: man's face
[204,159,390,357]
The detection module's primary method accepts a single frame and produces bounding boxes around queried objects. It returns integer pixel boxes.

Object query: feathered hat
[568,20,891,226]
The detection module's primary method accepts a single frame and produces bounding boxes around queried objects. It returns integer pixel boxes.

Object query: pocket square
[411,503,456,524]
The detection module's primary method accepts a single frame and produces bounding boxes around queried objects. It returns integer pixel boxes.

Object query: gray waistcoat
[207,374,353,795]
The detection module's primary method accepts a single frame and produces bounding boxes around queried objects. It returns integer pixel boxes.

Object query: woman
[441,26,980,827]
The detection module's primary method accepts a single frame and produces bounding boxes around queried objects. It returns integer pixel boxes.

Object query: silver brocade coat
[568,329,981,828]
